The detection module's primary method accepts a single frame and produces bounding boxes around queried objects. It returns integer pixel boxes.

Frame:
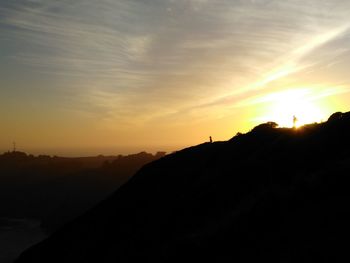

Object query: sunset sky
[1,0,350,156]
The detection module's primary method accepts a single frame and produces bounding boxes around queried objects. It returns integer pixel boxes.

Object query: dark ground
[13,111,350,262]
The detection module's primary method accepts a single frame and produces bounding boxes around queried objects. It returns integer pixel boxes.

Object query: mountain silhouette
[15,111,350,262]
[0,151,165,233]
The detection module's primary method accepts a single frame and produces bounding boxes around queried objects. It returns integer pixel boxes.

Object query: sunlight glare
[260,89,326,128]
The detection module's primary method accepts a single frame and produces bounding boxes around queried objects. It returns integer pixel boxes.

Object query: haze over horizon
[2,0,350,156]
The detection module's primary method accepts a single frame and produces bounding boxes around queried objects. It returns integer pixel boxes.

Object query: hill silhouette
[15,111,350,262]
[0,151,165,233]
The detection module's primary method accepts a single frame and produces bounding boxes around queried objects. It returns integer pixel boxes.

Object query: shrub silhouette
[328,111,343,122]
[252,121,278,132]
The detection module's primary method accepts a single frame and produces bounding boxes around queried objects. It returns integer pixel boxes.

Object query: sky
[1,0,350,156]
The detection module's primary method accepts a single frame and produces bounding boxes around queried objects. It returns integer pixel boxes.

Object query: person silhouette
[293,115,298,128]
[209,136,213,143]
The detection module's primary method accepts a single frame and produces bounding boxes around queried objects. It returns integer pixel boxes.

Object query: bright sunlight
[258,89,327,128]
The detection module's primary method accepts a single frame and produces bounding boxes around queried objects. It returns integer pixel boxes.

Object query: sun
[259,89,326,128]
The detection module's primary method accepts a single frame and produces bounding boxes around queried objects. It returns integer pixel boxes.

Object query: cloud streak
[1,0,350,128]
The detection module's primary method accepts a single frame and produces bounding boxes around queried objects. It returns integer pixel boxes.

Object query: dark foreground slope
[16,112,350,262]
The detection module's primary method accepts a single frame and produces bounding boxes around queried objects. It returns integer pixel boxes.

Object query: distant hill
[0,151,166,232]
[15,111,350,262]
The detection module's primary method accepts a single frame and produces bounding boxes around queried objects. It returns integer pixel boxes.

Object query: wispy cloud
[1,0,350,128]
[235,85,350,109]
[190,23,350,112]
